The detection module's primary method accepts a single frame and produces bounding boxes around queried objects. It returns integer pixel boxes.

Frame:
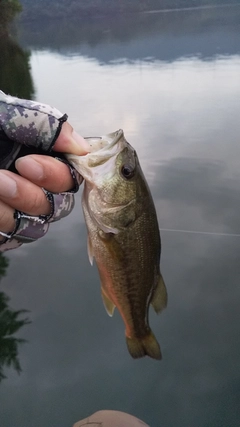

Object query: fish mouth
[84,129,124,153]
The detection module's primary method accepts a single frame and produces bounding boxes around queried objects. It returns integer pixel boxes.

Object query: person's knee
[73,410,149,427]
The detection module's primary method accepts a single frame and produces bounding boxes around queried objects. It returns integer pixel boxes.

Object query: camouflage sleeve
[0,91,82,252]
[0,189,79,253]
[0,90,66,149]
[0,190,77,252]
[0,90,67,169]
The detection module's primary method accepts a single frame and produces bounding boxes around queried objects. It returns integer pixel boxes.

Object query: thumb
[53,122,90,155]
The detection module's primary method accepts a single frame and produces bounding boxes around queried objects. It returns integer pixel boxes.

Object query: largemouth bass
[67,130,167,360]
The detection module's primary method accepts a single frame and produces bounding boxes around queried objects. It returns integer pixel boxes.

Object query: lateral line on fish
[161,228,240,237]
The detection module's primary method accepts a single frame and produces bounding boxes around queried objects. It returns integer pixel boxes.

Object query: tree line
[0,0,22,34]
[1,0,239,24]
[18,0,240,20]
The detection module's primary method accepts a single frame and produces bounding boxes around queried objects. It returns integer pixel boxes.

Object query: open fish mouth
[84,129,124,153]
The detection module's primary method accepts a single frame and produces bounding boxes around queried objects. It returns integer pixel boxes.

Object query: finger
[53,122,90,155]
[73,411,149,427]
[15,155,75,193]
[0,170,51,216]
[0,200,15,234]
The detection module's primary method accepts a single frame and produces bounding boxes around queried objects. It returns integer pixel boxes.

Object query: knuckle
[0,202,15,232]
[22,189,51,216]
[46,160,74,192]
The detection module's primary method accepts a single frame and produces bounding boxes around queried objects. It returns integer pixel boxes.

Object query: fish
[66,130,167,360]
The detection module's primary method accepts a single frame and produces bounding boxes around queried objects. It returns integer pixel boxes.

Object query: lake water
[0,5,240,427]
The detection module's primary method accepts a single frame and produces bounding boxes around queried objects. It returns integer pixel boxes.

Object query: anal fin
[101,288,115,317]
[87,234,94,265]
[151,274,168,314]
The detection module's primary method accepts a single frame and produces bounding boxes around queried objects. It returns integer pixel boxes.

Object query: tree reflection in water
[0,0,33,383]
[0,254,31,382]
[0,35,34,99]
[0,0,34,98]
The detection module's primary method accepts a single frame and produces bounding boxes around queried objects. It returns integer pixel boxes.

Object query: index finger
[15,154,77,193]
[53,122,90,155]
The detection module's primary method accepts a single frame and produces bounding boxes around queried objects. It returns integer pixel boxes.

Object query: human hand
[0,92,89,251]
[73,410,149,427]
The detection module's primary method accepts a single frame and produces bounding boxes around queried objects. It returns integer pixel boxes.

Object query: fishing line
[161,228,240,237]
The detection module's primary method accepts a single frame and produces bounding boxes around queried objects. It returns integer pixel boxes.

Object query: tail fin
[126,331,162,360]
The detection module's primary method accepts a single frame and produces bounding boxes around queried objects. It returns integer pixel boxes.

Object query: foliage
[0,253,8,278]
[0,0,22,33]
[0,254,31,382]
[0,34,35,98]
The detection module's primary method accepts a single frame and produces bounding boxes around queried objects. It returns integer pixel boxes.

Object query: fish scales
[67,130,167,360]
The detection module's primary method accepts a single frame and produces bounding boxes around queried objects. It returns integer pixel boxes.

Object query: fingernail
[15,157,44,180]
[72,131,90,154]
[0,172,17,198]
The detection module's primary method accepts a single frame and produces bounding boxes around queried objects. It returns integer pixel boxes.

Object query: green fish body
[67,130,167,359]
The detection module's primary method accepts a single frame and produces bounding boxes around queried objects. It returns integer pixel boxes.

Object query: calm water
[1,6,240,427]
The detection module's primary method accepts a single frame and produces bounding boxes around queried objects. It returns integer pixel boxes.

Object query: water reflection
[0,254,31,382]
[29,54,240,174]
[152,156,240,234]
[0,5,240,427]
[0,34,34,98]
[17,5,240,61]
[0,0,34,99]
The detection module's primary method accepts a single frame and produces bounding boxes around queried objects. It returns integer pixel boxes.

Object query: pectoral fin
[101,288,116,317]
[151,274,168,314]
[87,234,94,265]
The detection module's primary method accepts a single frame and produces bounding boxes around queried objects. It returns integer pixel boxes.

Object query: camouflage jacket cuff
[0,91,68,168]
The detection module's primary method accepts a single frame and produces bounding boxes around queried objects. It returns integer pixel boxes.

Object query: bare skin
[73,410,149,427]
[0,122,89,235]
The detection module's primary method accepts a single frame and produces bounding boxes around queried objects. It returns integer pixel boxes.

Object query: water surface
[0,6,240,427]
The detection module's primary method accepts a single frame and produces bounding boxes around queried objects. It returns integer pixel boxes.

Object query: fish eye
[121,164,135,179]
